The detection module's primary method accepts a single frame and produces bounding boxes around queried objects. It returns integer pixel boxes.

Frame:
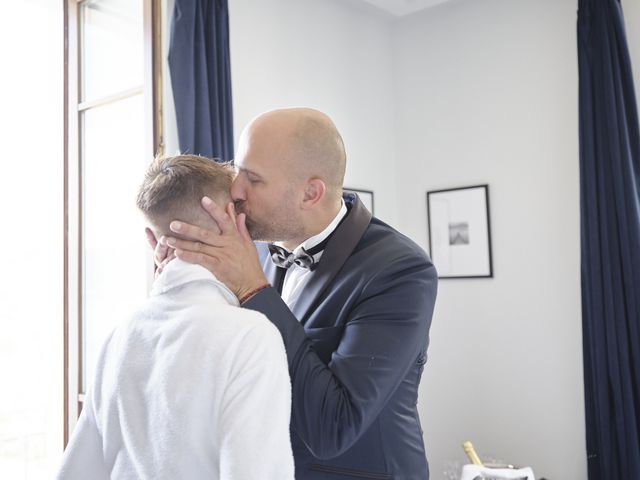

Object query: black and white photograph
[426,185,493,279]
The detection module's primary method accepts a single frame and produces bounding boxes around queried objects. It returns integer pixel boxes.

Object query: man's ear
[145,227,158,251]
[301,178,326,210]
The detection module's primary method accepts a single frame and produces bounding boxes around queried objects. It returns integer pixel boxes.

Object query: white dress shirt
[57,259,294,480]
[279,200,348,309]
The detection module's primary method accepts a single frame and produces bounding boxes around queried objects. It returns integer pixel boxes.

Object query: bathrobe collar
[150,258,239,307]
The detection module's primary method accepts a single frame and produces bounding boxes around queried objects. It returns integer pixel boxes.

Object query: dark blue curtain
[168,0,234,161]
[578,0,640,478]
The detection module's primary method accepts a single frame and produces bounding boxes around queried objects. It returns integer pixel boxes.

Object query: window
[64,0,162,440]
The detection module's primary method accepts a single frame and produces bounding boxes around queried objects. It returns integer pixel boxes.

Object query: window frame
[63,0,163,445]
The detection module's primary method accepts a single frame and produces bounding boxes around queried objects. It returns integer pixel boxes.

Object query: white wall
[393,0,585,478]
[229,0,400,225]
[625,1,640,113]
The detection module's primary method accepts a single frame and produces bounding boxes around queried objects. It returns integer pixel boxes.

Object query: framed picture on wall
[426,185,493,279]
[344,187,374,215]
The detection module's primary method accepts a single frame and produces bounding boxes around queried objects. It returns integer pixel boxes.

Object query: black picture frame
[344,187,374,215]
[426,184,493,279]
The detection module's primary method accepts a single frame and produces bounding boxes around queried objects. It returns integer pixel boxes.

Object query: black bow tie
[268,244,315,270]
[268,236,332,271]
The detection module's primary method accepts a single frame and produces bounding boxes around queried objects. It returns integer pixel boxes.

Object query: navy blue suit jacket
[244,194,437,480]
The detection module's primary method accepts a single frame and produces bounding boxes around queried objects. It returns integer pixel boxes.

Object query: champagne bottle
[462,441,483,466]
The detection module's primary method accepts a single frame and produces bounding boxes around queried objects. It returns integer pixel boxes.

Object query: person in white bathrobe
[57,155,295,480]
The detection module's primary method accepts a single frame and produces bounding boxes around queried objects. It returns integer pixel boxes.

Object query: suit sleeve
[243,252,437,459]
[218,319,295,479]
[55,393,110,480]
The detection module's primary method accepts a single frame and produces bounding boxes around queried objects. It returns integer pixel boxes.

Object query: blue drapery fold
[168,0,234,161]
[578,0,640,478]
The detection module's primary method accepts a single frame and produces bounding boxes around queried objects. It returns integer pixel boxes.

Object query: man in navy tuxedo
[163,108,438,479]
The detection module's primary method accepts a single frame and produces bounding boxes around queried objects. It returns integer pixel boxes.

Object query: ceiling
[355,0,454,17]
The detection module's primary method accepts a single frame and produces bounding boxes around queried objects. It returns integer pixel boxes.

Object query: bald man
[160,108,438,480]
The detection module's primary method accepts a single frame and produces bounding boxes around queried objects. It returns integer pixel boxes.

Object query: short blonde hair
[136,154,234,237]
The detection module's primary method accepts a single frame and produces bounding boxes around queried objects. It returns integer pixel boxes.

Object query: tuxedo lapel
[290,195,372,323]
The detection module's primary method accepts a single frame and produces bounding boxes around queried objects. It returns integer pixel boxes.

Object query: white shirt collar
[277,200,347,308]
[281,199,348,257]
[150,258,239,306]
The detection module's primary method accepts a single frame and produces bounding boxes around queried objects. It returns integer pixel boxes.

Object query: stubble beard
[241,208,302,245]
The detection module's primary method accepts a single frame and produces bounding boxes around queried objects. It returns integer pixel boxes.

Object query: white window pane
[81,0,144,101]
[81,95,152,390]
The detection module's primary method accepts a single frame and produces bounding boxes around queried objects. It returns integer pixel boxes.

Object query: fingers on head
[198,227,210,240]
[176,249,201,265]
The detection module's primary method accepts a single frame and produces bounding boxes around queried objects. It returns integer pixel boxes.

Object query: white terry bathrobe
[57,259,294,480]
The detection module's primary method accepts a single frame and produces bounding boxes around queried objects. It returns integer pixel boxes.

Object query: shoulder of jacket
[361,220,429,263]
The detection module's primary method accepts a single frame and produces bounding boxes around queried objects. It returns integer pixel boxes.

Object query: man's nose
[230,177,244,201]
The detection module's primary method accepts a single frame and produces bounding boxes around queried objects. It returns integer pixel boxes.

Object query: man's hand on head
[145,227,176,276]
[165,197,269,301]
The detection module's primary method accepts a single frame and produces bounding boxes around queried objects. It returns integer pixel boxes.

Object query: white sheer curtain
[0,1,64,478]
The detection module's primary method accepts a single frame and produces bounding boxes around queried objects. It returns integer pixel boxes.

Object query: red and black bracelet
[239,283,271,305]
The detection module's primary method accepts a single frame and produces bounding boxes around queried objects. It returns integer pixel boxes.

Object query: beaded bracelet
[239,283,271,305]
